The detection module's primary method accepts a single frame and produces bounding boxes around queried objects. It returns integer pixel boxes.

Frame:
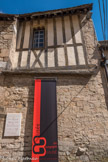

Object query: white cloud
[0,11,3,13]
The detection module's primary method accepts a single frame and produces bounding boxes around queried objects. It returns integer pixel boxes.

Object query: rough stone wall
[0,72,108,162]
[57,73,108,162]
[0,21,14,69]
[79,14,99,66]
[104,50,108,59]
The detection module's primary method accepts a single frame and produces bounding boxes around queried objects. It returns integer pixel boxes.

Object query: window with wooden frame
[33,28,45,49]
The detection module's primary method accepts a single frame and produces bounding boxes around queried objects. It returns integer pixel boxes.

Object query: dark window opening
[33,29,45,49]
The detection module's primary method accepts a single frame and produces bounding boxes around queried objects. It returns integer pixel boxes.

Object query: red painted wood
[32,80,41,162]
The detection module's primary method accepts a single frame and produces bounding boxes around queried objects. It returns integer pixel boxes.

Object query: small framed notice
[4,113,22,137]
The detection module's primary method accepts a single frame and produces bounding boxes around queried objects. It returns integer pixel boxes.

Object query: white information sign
[4,113,22,137]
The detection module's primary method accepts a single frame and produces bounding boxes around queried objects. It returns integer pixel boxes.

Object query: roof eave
[0,3,93,21]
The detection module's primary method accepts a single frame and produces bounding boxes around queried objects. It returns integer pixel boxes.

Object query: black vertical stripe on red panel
[40,80,58,162]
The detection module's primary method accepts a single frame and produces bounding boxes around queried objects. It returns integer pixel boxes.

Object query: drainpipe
[100,48,108,81]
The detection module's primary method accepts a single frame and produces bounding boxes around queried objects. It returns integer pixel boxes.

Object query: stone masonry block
[0,49,9,58]
[0,61,7,68]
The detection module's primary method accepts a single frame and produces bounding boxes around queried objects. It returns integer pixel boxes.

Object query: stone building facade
[99,40,108,61]
[0,3,108,162]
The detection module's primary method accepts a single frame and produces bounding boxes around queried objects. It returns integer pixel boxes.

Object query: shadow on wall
[0,74,90,161]
[22,74,92,162]
[0,75,34,161]
[0,21,13,51]
[0,14,108,161]
[0,21,14,70]
[5,15,95,71]
[0,69,108,161]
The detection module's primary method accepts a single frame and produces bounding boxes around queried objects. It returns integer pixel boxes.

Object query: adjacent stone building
[0,3,108,162]
[99,40,108,83]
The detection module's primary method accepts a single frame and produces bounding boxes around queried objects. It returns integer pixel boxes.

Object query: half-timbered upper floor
[0,3,98,74]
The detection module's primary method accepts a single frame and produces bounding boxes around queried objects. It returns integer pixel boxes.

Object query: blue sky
[0,0,106,41]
